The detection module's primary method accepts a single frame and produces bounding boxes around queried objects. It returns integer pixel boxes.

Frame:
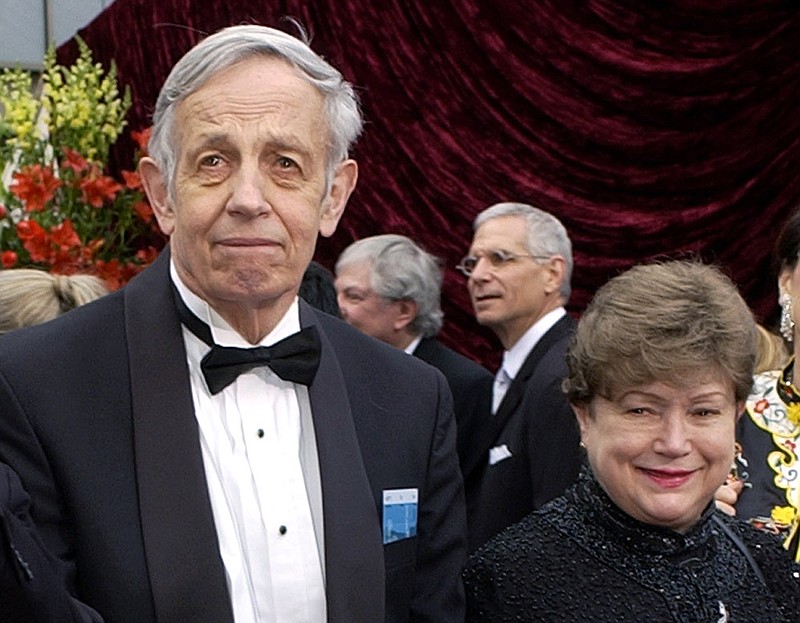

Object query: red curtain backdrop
[59,0,800,369]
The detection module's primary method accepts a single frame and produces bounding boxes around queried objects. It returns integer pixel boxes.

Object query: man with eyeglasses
[457,202,582,551]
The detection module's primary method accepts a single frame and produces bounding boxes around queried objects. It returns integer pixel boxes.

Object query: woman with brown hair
[464,260,800,622]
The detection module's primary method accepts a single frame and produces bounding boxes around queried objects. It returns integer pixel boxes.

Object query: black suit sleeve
[410,372,467,622]
[0,463,103,623]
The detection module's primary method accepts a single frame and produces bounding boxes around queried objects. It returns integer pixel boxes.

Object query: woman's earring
[780,291,795,343]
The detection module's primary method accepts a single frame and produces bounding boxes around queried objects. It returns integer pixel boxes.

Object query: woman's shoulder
[464,509,591,622]
[467,510,561,565]
[464,502,575,587]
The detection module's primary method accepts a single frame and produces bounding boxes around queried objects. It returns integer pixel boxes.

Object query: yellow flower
[787,403,800,426]
[0,68,40,151]
[772,505,797,526]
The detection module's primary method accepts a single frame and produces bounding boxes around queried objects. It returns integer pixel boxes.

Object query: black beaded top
[464,468,800,622]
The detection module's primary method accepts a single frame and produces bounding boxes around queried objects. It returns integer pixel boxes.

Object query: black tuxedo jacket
[0,250,466,623]
[412,337,493,473]
[465,315,582,551]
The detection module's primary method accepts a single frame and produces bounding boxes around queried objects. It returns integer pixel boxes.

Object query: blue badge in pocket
[382,488,418,544]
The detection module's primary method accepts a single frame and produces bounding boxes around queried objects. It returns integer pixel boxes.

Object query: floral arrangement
[0,38,165,289]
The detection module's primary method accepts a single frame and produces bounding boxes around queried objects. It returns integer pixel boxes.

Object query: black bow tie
[173,289,321,395]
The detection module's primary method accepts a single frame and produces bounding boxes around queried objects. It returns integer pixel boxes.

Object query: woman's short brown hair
[564,260,757,406]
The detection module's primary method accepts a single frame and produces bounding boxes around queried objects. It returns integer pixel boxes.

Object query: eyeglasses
[455,250,551,277]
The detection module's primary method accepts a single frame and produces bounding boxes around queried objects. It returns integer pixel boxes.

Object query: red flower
[83,238,104,260]
[50,220,82,250]
[93,258,124,291]
[131,127,152,155]
[754,399,769,414]
[1,251,17,268]
[0,204,6,218]
[133,199,154,223]
[16,220,52,262]
[122,169,143,191]
[10,164,62,212]
[135,246,159,264]
[79,167,123,208]
[16,219,83,266]
[50,249,81,274]
[61,148,89,175]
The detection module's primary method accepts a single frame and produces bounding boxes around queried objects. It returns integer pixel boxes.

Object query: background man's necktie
[492,368,512,414]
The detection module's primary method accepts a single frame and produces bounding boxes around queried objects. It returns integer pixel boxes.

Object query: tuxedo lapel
[481,315,576,458]
[125,249,233,623]
[300,302,385,623]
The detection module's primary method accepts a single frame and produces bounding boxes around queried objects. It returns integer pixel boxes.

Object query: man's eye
[489,250,513,265]
[277,156,297,169]
[200,154,223,167]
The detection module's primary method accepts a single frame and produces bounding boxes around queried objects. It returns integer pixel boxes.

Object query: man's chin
[473,312,499,328]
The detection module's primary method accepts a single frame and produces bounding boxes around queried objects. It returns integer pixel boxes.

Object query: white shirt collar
[404,334,424,355]
[500,307,566,380]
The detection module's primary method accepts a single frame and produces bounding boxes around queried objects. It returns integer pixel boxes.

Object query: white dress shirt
[492,307,566,414]
[172,265,325,623]
[404,334,423,355]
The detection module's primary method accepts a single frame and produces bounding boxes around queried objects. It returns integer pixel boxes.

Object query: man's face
[335,261,406,345]
[142,56,356,321]
[466,215,556,347]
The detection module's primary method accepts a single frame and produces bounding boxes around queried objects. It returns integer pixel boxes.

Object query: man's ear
[543,255,567,297]
[320,160,358,238]
[393,299,418,332]
[139,157,175,237]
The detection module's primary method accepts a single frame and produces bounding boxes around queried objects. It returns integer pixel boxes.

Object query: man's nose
[469,256,493,282]
[227,166,270,216]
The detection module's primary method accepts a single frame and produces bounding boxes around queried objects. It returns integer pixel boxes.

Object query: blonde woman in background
[0,269,108,334]
[755,323,790,374]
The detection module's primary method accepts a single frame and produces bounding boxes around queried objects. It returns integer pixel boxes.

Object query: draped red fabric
[59,0,800,369]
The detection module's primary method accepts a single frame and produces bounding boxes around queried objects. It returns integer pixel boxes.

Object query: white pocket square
[488,444,513,465]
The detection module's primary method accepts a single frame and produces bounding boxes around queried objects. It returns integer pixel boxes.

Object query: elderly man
[0,26,466,623]
[335,234,493,471]
[458,202,582,550]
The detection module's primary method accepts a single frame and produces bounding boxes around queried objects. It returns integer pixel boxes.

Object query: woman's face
[573,371,740,533]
